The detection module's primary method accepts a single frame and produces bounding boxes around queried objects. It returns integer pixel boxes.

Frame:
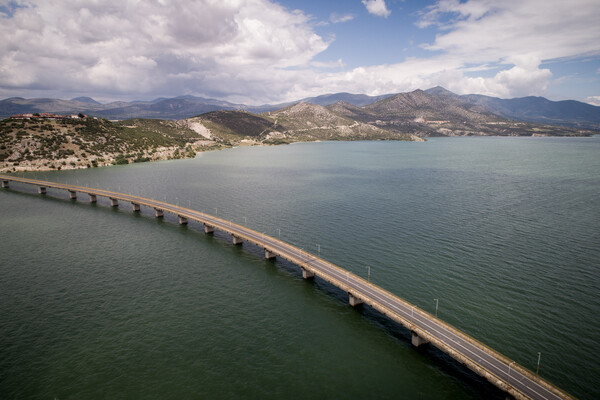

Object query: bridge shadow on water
[3,186,507,399]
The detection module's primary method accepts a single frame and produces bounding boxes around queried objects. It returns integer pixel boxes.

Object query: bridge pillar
[154,208,163,218]
[265,250,276,259]
[132,203,140,212]
[38,186,46,194]
[109,198,118,207]
[349,293,363,307]
[232,235,243,245]
[1,180,8,188]
[301,267,314,280]
[411,331,429,347]
[88,194,97,203]
[178,215,188,225]
[204,224,214,234]
[69,190,77,199]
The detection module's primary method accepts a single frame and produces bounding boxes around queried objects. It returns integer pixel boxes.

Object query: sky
[0,0,599,105]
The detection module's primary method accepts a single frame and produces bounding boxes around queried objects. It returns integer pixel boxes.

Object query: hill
[261,102,419,142]
[0,117,220,172]
[71,96,101,104]
[425,87,600,130]
[2,89,599,130]
[355,89,594,137]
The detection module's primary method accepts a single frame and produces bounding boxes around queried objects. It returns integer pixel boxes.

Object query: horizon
[3,86,599,108]
[1,1,599,106]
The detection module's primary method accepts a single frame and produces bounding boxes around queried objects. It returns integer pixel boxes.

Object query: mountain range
[2,88,598,131]
[2,88,596,173]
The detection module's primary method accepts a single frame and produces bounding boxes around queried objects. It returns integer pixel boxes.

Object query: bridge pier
[69,190,77,199]
[178,215,188,225]
[88,194,97,203]
[204,224,214,234]
[411,331,429,347]
[232,235,243,245]
[349,293,363,307]
[132,203,140,212]
[301,267,314,279]
[154,208,163,218]
[109,197,118,207]
[1,180,8,188]
[265,249,276,259]
[38,186,46,194]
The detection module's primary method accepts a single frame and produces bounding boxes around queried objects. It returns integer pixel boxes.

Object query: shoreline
[4,133,595,174]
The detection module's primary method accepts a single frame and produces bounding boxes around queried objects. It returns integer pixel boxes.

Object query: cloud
[361,0,391,18]
[330,12,355,24]
[0,0,598,103]
[0,0,330,102]
[585,96,600,106]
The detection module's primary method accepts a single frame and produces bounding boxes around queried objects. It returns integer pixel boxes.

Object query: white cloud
[0,0,598,103]
[0,0,330,102]
[585,96,600,106]
[361,0,391,18]
[330,12,355,24]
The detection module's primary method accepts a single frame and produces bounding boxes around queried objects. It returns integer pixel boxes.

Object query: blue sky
[0,0,599,105]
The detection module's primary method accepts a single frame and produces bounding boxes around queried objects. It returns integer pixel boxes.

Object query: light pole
[508,361,516,384]
[317,244,320,257]
[278,228,280,240]
[244,216,247,226]
[434,298,439,318]
[536,352,542,375]
[215,207,218,217]
[367,266,371,282]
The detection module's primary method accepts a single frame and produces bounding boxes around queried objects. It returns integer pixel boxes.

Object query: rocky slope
[0,117,219,172]
[261,102,418,142]
[336,90,594,137]
[2,88,598,130]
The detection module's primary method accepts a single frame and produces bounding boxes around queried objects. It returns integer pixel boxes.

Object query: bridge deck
[0,174,575,400]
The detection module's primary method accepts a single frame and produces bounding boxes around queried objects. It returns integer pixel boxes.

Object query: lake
[1,136,599,399]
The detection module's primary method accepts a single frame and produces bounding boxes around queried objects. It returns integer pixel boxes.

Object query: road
[0,175,574,400]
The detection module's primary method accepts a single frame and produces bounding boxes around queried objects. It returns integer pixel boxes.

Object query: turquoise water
[1,137,599,399]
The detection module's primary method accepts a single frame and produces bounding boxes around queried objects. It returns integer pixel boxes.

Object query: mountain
[339,89,593,137]
[92,98,235,120]
[71,96,101,104]
[180,102,420,145]
[425,87,600,130]
[1,88,599,131]
[300,92,394,107]
[260,102,418,142]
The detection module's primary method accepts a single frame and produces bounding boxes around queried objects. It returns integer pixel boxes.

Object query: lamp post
[244,216,247,226]
[278,228,280,240]
[537,352,542,375]
[317,244,320,257]
[367,266,371,282]
[215,207,218,217]
[434,298,439,318]
[508,361,516,385]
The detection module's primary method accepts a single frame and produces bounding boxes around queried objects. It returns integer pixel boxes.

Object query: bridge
[1,174,575,400]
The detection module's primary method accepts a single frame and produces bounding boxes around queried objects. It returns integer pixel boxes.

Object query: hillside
[186,110,276,142]
[354,90,594,137]
[2,89,599,130]
[261,102,418,142]
[0,117,219,172]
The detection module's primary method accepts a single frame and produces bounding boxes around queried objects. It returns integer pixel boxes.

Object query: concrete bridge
[1,174,575,400]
